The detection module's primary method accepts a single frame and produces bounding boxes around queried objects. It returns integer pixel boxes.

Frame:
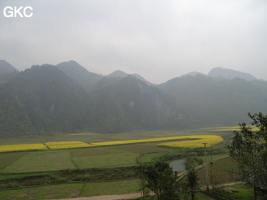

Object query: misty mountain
[159,74,267,127]
[0,65,90,136]
[107,70,153,85]
[0,60,19,85]
[56,60,102,92]
[0,86,34,137]
[0,60,18,75]
[107,70,128,78]
[208,67,256,81]
[88,76,188,133]
[180,71,205,77]
[1,60,267,137]
[0,64,188,136]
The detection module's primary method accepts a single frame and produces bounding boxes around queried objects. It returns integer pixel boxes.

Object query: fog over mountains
[1,60,267,137]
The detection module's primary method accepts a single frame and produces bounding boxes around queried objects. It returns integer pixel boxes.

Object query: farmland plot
[70,147,124,157]
[0,152,25,169]
[2,151,75,173]
[72,152,140,168]
[0,143,47,152]
[112,143,171,154]
[80,179,140,197]
[0,183,83,199]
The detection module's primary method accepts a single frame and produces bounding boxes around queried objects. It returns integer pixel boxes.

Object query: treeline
[0,167,136,190]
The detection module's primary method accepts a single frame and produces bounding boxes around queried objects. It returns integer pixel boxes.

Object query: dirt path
[52,193,141,200]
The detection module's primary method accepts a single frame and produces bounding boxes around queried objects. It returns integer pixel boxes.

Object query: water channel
[169,159,185,172]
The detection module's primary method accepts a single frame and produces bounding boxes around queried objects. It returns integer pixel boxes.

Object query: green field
[80,179,140,197]
[0,128,229,173]
[0,183,83,200]
[222,183,254,199]
[1,151,76,173]
[70,146,124,156]
[0,127,243,199]
[197,156,240,185]
[0,179,141,200]
[0,152,25,169]
[73,152,140,168]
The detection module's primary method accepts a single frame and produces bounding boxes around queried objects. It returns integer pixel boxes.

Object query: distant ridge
[180,71,205,77]
[0,60,18,75]
[107,70,153,85]
[56,60,102,91]
[208,67,256,81]
[1,59,267,136]
[107,70,128,78]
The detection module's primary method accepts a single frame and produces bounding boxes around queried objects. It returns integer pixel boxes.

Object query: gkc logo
[3,6,33,18]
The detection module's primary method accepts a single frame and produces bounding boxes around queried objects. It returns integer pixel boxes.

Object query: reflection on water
[169,159,185,172]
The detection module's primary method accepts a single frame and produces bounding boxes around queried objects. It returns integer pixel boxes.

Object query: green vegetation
[73,152,140,168]
[0,180,141,200]
[0,127,252,199]
[197,156,240,186]
[112,143,171,154]
[0,183,83,200]
[1,151,76,173]
[70,147,124,156]
[222,184,254,199]
[0,152,25,168]
[80,179,140,197]
[3,61,267,136]
[0,167,137,190]
[1,62,264,199]
[185,157,200,200]
[138,152,171,163]
[137,160,180,200]
[228,112,267,199]
[159,74,267,128]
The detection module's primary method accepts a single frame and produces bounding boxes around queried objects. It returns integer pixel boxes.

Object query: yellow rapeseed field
[157,135,224,148]
[45,141,96,149]
[91,137,192,146]
[210,126,259,132]
[0,135,224,152]
[0,143,47,152]
[91,135,224,148]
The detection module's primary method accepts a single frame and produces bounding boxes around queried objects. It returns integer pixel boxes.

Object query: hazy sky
[0,0,267,84]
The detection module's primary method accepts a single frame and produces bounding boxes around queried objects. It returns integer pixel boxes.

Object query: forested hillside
[0,60,18,75]
[1,60,267,137]
[159,74,267,127]
[0,62,187,136]
[87,76,188,133]
[0,65,90,136]
[56,61,102,92]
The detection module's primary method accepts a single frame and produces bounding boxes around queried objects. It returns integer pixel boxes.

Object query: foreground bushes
[0,166,137,190]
